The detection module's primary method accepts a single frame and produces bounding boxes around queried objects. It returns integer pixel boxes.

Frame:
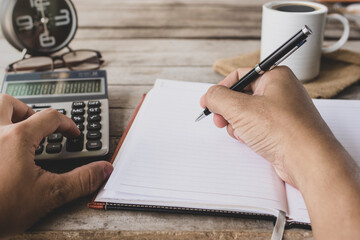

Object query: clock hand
[39,0,49,37]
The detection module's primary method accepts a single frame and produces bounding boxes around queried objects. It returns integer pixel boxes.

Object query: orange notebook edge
[88,93,147,210]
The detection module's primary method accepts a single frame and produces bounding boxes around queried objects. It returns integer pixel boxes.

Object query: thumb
[204,85,253,121]
[43,161,113,210]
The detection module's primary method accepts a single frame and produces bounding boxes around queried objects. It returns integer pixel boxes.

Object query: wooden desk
[1,0,359,239]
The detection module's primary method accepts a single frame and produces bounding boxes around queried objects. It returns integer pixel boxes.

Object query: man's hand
[0,94,113,236]
[201,66,334,187]
[201,67,360,239]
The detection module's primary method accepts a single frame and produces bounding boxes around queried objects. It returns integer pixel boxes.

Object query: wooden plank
[0,0,358,40]
[0,39,262,69]
[73,3,360,40]
[105,67,223,85]
[11,230,313,240]
[74,0,278,7]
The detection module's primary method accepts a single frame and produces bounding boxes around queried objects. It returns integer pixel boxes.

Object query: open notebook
[90,79,360,227]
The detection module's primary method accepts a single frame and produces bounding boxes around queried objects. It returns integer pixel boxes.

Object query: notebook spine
[103,202,277,221]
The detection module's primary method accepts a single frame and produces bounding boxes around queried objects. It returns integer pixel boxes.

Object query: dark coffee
[273,4,317,13]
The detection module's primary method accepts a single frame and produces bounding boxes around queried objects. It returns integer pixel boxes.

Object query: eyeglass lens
[63,51,101,70]
[12,57,53,72]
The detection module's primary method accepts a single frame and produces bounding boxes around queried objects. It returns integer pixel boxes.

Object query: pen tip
[195,112,206,122]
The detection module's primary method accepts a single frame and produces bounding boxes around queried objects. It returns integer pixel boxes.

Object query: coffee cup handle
[322,14,350,54]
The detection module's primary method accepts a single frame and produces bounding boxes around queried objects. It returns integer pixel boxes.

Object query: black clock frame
[0,0,78,56]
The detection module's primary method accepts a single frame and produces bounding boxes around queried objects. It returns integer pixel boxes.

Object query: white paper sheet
[99,79,287,215]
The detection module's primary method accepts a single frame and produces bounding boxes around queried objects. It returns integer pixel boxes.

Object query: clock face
[10,0,77,55]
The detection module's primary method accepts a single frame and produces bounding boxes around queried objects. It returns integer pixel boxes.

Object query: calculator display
[5,79,102,97]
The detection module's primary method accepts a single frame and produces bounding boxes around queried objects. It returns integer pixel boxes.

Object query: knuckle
[79,169,98,195]
[205,85,223,105]
[11,123,27,140]
[275,66,295,78]
[42,108,61,124]
[48,177,69,207]
[42,108,60,118]
[0,94,10,103]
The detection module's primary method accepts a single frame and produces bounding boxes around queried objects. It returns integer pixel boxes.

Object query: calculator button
[72,101,85,108]
[87,114,101,122]
[47,133,63,143]
[35,145,44,155]
[86,140,102,151]
[46,143,62,154]
[88,101,101,107]
[72,115,84,123]
[57,109,66,115]
[87,122,101,131]
[87,131,102,140]
[66,133,84,152]
[71,108,85,115]
[76,123,84,131]
[88,107,101,114]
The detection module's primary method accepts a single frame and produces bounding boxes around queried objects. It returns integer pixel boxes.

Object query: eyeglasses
[6,49,104,73]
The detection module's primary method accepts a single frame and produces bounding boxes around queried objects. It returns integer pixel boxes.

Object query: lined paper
[100,79,287,214]
[286,99,360,224]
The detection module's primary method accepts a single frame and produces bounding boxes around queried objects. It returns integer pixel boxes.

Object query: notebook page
[286,99,360,224]
[101,79,287,214]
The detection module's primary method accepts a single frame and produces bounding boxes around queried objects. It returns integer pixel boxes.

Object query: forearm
[290,135,360,239]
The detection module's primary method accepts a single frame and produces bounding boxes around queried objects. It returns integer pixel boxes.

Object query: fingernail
[104,165,113,178]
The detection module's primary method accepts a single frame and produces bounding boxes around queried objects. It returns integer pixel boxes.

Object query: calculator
[1,70,110,170]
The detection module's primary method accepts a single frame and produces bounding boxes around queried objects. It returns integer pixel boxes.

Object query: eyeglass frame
[6,47,104,73]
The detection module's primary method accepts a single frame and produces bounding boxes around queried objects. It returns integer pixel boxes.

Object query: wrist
[285,130,357,191]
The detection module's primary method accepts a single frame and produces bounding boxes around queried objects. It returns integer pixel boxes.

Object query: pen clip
[269,39,307,71]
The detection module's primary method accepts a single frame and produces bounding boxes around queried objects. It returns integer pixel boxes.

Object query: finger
[213,113,228,128]
[200,68,254,109]
[226,124,246,144]
[43,161,113,209]
[204,85,252,121]
[18,108,79,144]
[226,123,236,139]
[0,94,34,125]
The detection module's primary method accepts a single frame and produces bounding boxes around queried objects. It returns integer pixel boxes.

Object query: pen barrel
[259,29,308,71]
[230,69,260,92]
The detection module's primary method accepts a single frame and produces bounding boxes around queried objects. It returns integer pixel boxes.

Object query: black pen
[195,25,312,122]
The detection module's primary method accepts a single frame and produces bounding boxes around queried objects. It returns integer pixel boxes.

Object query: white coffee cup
[261,1,350,81]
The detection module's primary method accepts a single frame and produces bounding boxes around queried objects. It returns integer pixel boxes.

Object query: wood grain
[72,0,360,39]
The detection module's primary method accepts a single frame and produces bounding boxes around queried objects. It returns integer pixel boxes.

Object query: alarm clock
[0,0,78,56]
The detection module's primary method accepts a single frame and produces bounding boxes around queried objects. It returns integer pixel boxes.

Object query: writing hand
[201,67,335,187]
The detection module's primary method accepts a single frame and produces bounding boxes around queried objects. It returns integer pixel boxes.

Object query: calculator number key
[35,145,44,155]
[46,143,62,154]
[47,133,63,143]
